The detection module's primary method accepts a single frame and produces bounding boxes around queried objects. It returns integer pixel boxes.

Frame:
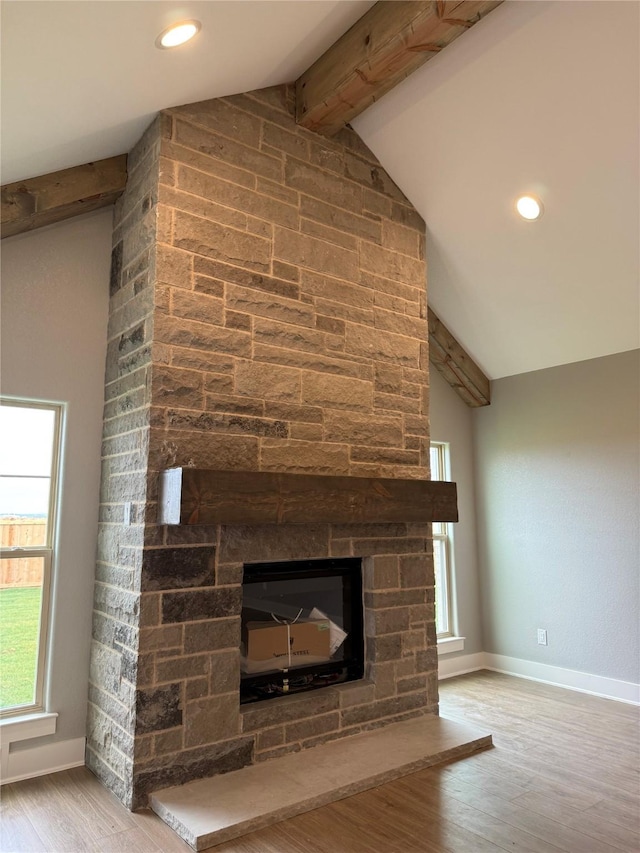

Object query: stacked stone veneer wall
[88,84,437,810]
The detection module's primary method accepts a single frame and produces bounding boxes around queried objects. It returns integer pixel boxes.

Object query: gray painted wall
[1,210,112,742]
[473,350,640,683]
[429,368,483,656]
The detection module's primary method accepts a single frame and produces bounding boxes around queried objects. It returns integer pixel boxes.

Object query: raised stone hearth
[151,714,492,850]
[88,83,448,811]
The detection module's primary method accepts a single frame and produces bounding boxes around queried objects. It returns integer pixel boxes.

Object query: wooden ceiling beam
[428,307,491,407]
[1,155,127,239]
[296,0,503,135]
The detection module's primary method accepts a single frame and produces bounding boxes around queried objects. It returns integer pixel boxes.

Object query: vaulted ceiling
[2,1,638,379]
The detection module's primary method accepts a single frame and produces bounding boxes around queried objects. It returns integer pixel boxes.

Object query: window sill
[0,711,57,744]
[0,712,58,781]
[437,636,465,655]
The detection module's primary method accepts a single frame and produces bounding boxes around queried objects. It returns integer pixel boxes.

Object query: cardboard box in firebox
[241,618,331,674]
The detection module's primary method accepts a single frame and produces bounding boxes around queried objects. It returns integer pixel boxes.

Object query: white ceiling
[2,1,638,380]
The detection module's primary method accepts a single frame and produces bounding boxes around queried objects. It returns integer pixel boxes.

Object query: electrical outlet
[537,628,548,646]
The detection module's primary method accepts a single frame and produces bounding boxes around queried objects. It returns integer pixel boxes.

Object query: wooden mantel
[159,468,458,527]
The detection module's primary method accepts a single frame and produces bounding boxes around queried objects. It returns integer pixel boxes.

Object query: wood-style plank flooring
[1,672,638,852]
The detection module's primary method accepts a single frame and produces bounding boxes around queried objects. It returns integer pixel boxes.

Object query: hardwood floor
[2,672,638,852]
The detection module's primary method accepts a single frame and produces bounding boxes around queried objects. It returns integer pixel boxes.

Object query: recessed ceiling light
[516,195,543,221]
[156,20,201,49]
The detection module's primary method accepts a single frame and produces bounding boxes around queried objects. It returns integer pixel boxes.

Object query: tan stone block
[166,408,287,440]
[374,290,410,316]
[404,414,429,437]
[274,227,358,282]
[139,625,183,652]
[346,325,420,368]
[363,189,392,218]
[374,308,426,340]
[382,220,423,258]
[400,554,431,589]
[402,629,427,654]
[203,374,235,396]
[337,681,376,709]
[154,728,183,755]
[151,365,203,409]
[361,271,422,305]
[162,139,255,190]
[183,618,240,654]
[374,392,420,415]
[369,661,396,699]
[313,297,375,328]
[156,653,210,683]
[301,218,358,251]
[223,91,292,130]
[171,289,224,327]
[361,243,425,287]
[177,165,298,230]
[170,346,234,374]
[308,139,344,174]
[299,195,381,243]
[155,244,193,289]
[256,179,299,207]
[159,156,176,188]
[209,650,240,695]
[173,210,271,273]
[323,410,402,447]
[300,270,373,309]
[262,122,309,158]
[159,184,247,232]
[344,153,406,202]
[404,436,421,451]
[256,727,284,751]
[235,360,301,403]
[193,275,224,298]
[246,217,273,239]
[271,260,300,282]
[285,158,362,213]
[351,447,420,465]
[263,400,323,424]
[205,393,264,417]
[254,341,371,381]
[366,607,410,636]
[375,364,402,393]
[174,119,282,183]
[391,201,425,232]
[290,423,323,442]
[184,693,239,747]
[194,257,300,301]
[301,372,372,413]
[315,314,345,335]
[253,317,329,357]
[171,98,262,148]
[226,283,315,329]
[148,427,259,471]
[285,712,340,742]
[364,555,400,591]
[154,312,251,359]
[260,439,350,474]
[225,311,251,332]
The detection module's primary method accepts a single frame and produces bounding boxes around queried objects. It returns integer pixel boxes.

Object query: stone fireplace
[88,84,451,810]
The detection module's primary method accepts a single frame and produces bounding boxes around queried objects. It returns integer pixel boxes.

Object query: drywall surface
[429,369,483,656]
[473,350,640,684]
[1,210,112,741]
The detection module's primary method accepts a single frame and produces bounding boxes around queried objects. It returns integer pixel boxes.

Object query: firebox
[240,557,364,704]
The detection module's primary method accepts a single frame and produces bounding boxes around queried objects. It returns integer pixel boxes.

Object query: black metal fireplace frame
[240,557,364,704]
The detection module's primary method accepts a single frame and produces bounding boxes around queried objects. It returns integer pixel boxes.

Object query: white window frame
[430,442,458,643]
[0,398,63,718]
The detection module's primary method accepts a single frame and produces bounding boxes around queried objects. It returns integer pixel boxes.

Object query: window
[0,400,62,716]
[430,442,454,638]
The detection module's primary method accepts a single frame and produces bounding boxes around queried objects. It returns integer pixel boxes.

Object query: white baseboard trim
[438,652,486,680]
[483,654,640,705]
[438,651,640,705]
[1,737,85,785]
